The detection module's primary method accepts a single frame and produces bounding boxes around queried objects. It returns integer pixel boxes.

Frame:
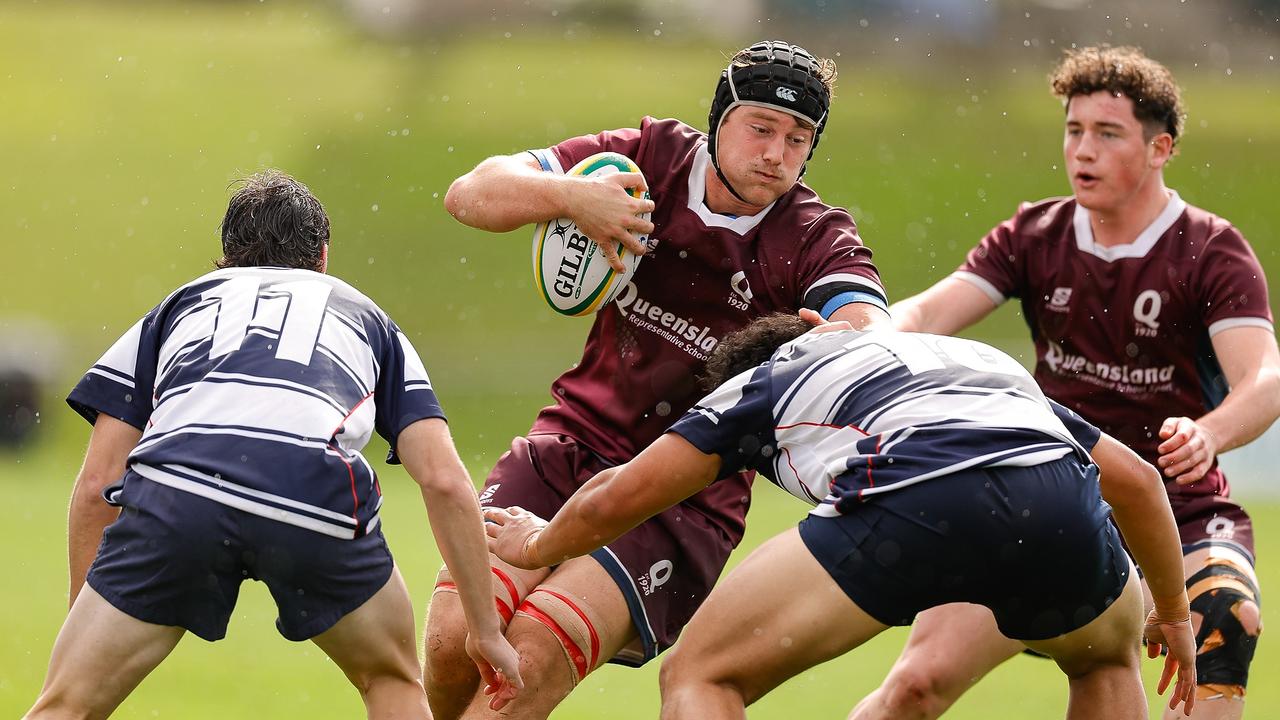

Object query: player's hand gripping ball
[532,152,650,316]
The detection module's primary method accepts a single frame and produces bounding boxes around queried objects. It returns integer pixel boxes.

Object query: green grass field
[5,442,1280,718]
[2,2,1278,717]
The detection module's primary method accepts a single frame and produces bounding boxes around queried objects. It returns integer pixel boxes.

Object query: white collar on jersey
[688,144,776,235]
[1072,190,1187,262]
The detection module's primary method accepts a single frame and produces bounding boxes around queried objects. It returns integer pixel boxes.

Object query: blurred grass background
[1,1,1277,717]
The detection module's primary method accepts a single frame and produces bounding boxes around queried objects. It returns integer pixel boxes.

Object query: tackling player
[428,40,890,718]
[856,46,1279,720]
[24,171,522,719]
[484,312,1198,719]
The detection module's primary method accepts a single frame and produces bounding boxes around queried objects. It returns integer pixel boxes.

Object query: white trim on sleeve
[950,271,1007,306]
[803,273,886,300]
[1208,317,1274,337]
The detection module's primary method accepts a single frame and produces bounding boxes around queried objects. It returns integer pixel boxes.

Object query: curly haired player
[862,45,1278,720]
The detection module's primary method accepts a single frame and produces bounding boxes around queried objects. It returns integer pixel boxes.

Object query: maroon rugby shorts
[481,433,743,666]
[1170,488,1255,561]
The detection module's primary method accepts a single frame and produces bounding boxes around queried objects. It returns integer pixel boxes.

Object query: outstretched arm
[485,433,721,569]
[443,152,655,271]
[68,414,141,606]
[1091,433,1196,715]
[396,418,523,702]
[1157,325,1280,484]
[889,276,1000,334]
[828,302,891,330]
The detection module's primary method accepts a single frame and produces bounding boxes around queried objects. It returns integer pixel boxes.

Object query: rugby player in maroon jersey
[426,41,891,719]
[857,46,1280,720]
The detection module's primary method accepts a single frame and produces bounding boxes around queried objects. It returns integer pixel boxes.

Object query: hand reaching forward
[1143,611,1197,716]
[483,506,551,571]
[1156,416,1219,485]
[799,307,853,334]
[466,632,524,711]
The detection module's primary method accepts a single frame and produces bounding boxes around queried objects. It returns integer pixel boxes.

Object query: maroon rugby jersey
[527,117,886,532]
[954,192,1273,500]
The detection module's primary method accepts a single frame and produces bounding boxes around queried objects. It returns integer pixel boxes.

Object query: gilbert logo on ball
[532,152,649,316]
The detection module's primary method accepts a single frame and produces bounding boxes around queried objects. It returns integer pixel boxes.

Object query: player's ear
[1149,132,1174,169]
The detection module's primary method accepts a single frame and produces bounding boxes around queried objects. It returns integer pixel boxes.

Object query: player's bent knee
[877,665,963,720]
[658,643,701,691]
[423,574,476,692]
[426,563,530,667]
[431,564,529,628]
[513,587,606,687]
[27,683,118,720]
[345,659,423,698]
[659,653,752,710]
[1188,560,1262,697]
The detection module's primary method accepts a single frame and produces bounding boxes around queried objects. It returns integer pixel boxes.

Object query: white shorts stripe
[133,464,357,539]
[150,462,358,524]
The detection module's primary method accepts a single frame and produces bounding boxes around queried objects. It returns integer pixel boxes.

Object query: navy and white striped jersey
[67,267,444,539]
[669,330,1101,517]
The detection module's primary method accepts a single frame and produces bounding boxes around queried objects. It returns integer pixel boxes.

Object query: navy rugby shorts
[798,456,1130,641]
[482,433,741,666]
[87,471,394,641]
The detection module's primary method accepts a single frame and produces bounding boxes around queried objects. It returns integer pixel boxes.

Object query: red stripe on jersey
[775,420,870,435]
[540,589,601,669]
[330,390,375,438]
[866,434,882,488]
[329,445,360,525]
[781,446,821,504]
[330,392,376,519]
[520,600,589,681]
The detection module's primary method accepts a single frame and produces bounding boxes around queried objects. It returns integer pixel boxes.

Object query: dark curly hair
[217,170,330,272]
[700,313,812,391]
[1050,45,1185,145]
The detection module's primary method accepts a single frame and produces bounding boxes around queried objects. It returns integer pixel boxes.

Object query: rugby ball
[532,152,649,316]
